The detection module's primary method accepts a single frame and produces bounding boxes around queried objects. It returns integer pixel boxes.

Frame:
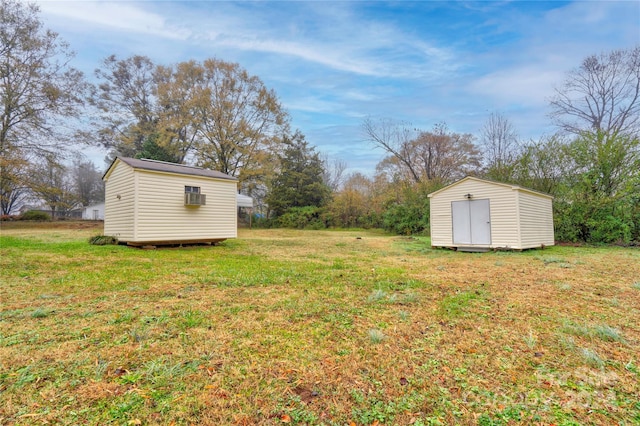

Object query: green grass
[579,347,605,368]
[30,307,53,318]
[593,324,626,343]
[437,289,487,319]
[367,328,385,344]
[0,223,639,425]
[561,321,627,344]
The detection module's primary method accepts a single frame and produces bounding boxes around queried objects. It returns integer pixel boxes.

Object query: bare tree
[364,118,480,184]
[70,155,104,206]
[195,58,290,184]
[412,123,480,182]
[1,0,85,214]
[374,155,416,184]
[480,112,520,181]
[0,150,30,215]
[91,55,157,155]
[363,117,421,182]
[29,154,80,218]
[328,172,372,227]
[0,0,85,158]
[92,56,291,197]
[321,153,347,192]
[154,60,205,163]
[93,56,203,163]
[550,46,640,137]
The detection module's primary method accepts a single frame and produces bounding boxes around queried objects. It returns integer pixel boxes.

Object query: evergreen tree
[135,134,180,163]
[267,132,331,217]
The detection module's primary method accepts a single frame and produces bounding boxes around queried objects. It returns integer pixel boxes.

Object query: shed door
[452,199,491,245]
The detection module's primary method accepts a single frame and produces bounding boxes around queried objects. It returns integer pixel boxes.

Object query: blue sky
[36,1,640,174]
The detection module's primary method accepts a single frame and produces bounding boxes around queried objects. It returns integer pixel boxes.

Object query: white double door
[451,199,491,245]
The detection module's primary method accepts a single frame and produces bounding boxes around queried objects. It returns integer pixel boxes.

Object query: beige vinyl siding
[429,177,554,250]
[429,203,453,248]
[518,192,554,248]
[430,179,518,248]
[133,170,237,242]
[104,161,135,240]
[484,187,518,248]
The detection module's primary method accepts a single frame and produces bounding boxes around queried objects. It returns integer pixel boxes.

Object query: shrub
[382,202,429,235]
[20,210,51,221]
[275,206,328,229]
[554,199,634,244]
[89,235,118,245]
[379,181,434,236]
[586,214,631,244]
[251,215,274,229]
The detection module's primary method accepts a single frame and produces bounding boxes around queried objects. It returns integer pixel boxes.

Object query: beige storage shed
[103,157,238,246]
[427,176,554,251]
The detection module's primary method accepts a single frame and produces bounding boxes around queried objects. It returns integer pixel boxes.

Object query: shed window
[184,186,206,206]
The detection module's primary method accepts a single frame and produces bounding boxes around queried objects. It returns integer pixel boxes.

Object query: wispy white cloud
[32,0,640,173]
[458,0,639,124]
[36,1,190,40]
[38,0,458,79]
[213,34,453,80]
[285,97,343,114]
[214,36,386,77]
[343,90,379,102]
[468,66,565,107]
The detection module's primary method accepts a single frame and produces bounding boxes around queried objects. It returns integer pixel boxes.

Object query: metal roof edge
[103,157,237,182]
[427,176,553,199]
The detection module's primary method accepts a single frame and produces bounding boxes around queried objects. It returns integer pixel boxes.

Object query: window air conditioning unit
[184,192,206,206]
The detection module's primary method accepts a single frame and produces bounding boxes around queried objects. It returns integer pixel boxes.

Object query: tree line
[350,46,639,243]
[1,0,638,243]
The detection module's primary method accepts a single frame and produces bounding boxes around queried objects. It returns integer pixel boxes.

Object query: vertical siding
[104,161,136,240]
[517,192,555,248]
[133,171,237,242]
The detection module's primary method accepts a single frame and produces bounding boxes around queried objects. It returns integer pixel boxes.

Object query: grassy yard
[1,222,639,425]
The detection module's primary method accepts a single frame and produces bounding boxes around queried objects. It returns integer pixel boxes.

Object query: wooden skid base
[122,239,227,248]
[455,246,490,252]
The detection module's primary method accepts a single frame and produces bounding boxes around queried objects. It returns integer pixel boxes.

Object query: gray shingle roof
[113,157,237,181]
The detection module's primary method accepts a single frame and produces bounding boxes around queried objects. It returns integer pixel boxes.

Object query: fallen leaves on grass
[280,414,291,423]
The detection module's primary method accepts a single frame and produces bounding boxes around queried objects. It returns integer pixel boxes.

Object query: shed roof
[104,157,237,181]
[427,176,553,199]
[83,202,105,209]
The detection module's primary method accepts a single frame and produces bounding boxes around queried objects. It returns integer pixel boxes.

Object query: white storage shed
[427,176,554,251]
[103,157,238,246]
[82,202,105,220]
[236,194,254,208]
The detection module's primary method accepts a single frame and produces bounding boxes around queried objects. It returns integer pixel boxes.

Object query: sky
[35,0,640,175]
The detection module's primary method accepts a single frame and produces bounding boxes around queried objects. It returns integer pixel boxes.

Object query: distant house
[236,194,254,209]
[19,204,82,219]
[427,176,554,251]
[82,203,105,220]
[103,157,238,246]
